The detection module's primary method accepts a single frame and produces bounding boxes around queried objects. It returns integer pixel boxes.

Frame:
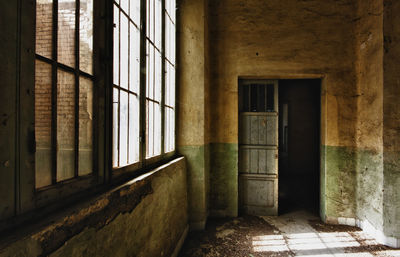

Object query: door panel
[239,80,278,216]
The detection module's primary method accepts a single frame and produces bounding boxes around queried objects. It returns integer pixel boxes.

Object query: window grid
[113,0,176,171]
[113,0,141,168]
[35,0,94,188]
[164,0,175,153]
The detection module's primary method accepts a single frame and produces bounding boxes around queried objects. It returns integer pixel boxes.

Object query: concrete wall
[354,0,384,237]
[0,158,188,257]
[177,0,211,230]
[208,0,359,219]
[383,0,400,241]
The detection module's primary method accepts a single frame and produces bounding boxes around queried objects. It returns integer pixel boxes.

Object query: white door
[239,80,278,215]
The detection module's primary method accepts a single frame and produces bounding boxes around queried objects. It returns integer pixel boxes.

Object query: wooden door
[239,80,278,215]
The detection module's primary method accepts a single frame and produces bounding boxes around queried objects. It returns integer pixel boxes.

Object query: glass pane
[80,0,93,74]
[120,0,129,12]
[257,84,266,112]
[58,0,76,67]
[119,91,128,166]
[154,102,161,155]
[146,42,154,99]
[78,77,93,176]
[129,23,140,93]
[164,108,169,151]
[113,87,119,167]
[154,0,162,49]
[267,84,275,112]
[130,0,140,26]
[146,100,153,158]
[165,63,175,107]
[165,19,175,64]
[57,70,75,182]
[35,60,52,188]
[36,0,53,58]
[155,50,161,102]
[250,85,257,112]
[113,5,119,85]
[128,93,140,163]
[165,107,175,152]
[120,13,129,89]
[147,0,154,43]
[166,0,175,22]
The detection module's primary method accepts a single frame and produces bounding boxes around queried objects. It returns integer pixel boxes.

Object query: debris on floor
[179,211,400,257]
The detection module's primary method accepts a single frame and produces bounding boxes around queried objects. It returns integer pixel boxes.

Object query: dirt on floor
[179,215,396,257]
[179,215,292,257]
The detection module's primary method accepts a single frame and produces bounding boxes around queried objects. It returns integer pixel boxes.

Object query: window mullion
[51,0,59,185]
[161,0,165,155]
[140,0,147,165]
[74,0,80,178]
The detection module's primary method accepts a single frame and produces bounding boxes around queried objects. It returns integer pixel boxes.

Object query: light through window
[112,0,176,170]
[35,0,94,188]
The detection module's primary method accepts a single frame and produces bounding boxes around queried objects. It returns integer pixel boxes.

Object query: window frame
[111,0,177,178]
[15,0,107,218]
[0,0,176,230]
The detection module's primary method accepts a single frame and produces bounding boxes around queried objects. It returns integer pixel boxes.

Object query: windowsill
[0,156,185,254]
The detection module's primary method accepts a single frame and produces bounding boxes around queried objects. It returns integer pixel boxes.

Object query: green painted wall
[209,143,238,217]
[322,146,357,221]
[178,145,209,227]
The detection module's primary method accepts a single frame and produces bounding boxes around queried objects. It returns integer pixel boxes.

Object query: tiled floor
[179,210,400,257]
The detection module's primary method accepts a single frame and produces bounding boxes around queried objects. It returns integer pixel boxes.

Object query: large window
[113,0,176,170]
[112,0,141,168]
[35,0,94,188]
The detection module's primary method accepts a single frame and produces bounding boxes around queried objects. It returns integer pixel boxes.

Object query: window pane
[165,62,175,107]
[80,0,93,74]
[129,94,140,163]
[120,13,129,89]
[154,102,161,155]
[58,0,76,67]
[78,77,93,176]
[129,23,140,93]
[154,0,161,49]
[165,107,175,152]
[119,91,128,166]
[146,100,154,157]
[36,0,53,58]
[147,0,154,43]
[113,5,119,85]
[146,42,154,99]
[166,0,175,22]
[155,50,161,102]
[120,0,129,12]
[57,70,75,182]
[165,18,175,64]
[35,60,52,188]
[129,0,140,26]
[113,87,119,167]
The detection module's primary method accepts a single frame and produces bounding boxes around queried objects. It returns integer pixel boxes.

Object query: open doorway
[278,79,321,215]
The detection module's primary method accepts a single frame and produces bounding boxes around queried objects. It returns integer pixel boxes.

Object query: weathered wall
[0,0,18,220]
[354,0,384,235]
[0,158,188,257]
[177,0,211,229]
[383,0,400,240]
[209,0,359,219]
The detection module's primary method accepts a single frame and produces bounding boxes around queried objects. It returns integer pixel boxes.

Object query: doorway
[278,79,321,215]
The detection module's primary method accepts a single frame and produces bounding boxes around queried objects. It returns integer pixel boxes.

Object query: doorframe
[237,75,327,220]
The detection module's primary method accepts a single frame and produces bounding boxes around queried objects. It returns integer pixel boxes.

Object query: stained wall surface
[177,0,211,229]
[383,0,400,240]
[208,0,359,219]
[354,0,384,236]
[0,158,188,257]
